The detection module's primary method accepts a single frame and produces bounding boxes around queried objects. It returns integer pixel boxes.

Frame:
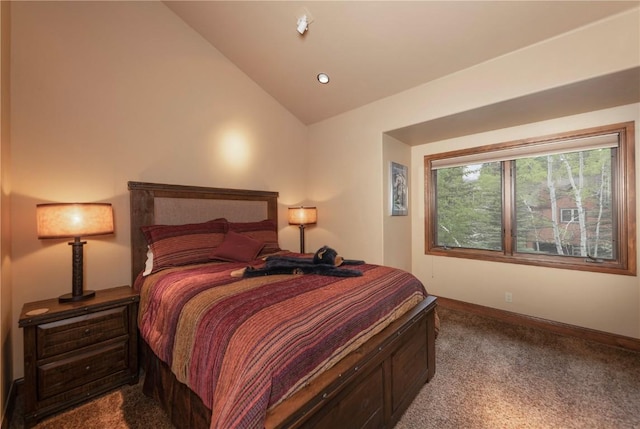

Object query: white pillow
[143,246,154,276]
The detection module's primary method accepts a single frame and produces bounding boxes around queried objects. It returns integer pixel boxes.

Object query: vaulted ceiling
[165,1,639,143]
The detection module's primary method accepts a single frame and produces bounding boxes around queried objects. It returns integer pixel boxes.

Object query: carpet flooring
[12,306,640,428]
[395,307,640,429]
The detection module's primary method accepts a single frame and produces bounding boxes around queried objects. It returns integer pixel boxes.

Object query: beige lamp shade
[288,207,317,225]
[36,203,114,239]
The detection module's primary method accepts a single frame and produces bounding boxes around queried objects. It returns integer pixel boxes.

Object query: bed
[128,181,438,429]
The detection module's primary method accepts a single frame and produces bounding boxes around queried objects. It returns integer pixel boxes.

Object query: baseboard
[436,296,640,353]
[1,379,21,429]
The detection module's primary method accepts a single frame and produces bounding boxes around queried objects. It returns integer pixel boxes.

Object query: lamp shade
[288,207,317,225]
[36,203,114,239]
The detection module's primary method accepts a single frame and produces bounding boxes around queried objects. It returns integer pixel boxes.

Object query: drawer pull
[84,329,91,335]
[85,366,91,371]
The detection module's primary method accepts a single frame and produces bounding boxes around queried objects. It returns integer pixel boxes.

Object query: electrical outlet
[505,292,513,303]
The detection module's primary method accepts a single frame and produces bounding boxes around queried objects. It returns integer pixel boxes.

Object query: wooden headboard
[128,181,279,284]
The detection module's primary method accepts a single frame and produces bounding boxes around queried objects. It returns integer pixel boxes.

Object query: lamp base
[58,290,95,303]
[299,224,306,254]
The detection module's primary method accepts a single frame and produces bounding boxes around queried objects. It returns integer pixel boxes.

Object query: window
[424,122,636,276]
[560,208,580,223]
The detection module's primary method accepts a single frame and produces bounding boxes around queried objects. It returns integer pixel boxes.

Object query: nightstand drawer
[36,307,128,359]
[37,340,129,400]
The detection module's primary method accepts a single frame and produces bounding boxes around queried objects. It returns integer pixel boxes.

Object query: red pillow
[209,231,265,262]
[228,219,280,256]
[141,220,227,274]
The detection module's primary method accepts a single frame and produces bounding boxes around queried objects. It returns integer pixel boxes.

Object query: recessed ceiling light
[317,73,330,84]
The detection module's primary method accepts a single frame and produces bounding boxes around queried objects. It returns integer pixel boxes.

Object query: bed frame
[128,181,437,429]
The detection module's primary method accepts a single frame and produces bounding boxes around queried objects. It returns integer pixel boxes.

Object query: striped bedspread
[137,256,427,429]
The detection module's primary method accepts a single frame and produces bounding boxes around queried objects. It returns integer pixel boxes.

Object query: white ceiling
[165,1,639,142]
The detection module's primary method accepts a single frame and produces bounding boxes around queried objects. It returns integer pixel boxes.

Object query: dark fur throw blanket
[238,246,365,278]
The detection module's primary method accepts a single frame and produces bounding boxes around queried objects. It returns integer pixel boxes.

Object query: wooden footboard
[142,295,437,429]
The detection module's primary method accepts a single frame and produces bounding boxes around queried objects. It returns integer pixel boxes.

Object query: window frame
[424,122,636,276]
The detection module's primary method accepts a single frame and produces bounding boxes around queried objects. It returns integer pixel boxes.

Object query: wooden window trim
[424,122,636,276]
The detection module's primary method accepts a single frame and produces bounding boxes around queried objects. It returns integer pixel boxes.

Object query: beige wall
[308,8,640,338]
[1,0,11,419]
[9,1,308,378]
[382,134,411,271]
[412,104,640,338]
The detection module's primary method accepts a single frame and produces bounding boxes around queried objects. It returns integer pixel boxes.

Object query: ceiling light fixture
[317,73,330,84]
[297,15,309,34]
[296,8,314,35]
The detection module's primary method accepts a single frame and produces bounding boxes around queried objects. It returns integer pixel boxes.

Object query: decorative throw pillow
[228,219,280,256]
[141,219,227,274]
[209,231,265,262]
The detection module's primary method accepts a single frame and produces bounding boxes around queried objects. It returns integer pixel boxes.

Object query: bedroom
[0,0,639,427]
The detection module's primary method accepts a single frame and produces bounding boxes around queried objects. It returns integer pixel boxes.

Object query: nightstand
[18,285,139,428]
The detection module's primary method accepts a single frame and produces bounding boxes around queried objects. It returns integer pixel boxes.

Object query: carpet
[12,306,640,428]
[396,307,640,429]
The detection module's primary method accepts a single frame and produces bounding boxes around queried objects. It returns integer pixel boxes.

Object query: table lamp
[36,203,114,302]
[288,206,317,253]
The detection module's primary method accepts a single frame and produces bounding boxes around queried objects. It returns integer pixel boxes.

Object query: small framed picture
[390,162,408,216]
